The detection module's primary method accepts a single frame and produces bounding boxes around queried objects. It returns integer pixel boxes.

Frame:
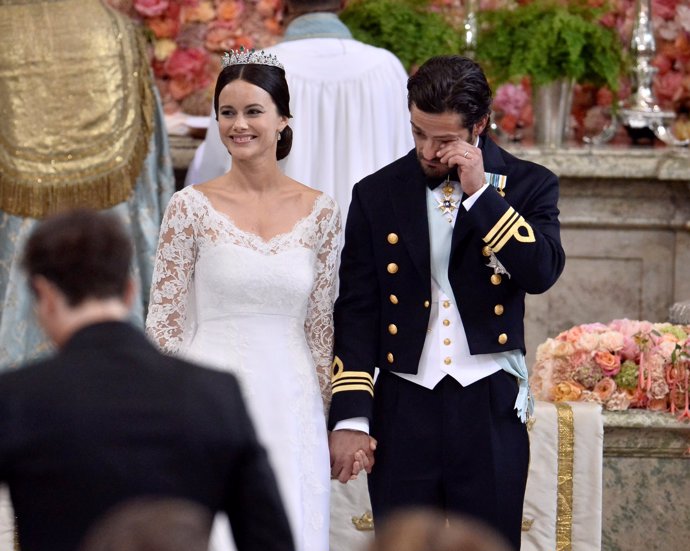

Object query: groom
[328,55,565,549]
[0,209,294,551]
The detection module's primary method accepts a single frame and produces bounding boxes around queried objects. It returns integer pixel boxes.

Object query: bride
[146,49,347,551]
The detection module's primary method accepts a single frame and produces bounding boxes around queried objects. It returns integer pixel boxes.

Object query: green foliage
[340,0,462,72]
[475,1,624,90]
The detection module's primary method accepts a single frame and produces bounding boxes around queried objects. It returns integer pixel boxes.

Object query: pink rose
[493,83,530,119]
[604,390,632,411]
[594,350,621,376]
[593,377,617,401]
[164,47,208,80]
[205,21,238,52]
[655,71,684,104]
[599,330,625,352]
[134,0,169,18]
[653,0,679,21]
[619,336,640,361]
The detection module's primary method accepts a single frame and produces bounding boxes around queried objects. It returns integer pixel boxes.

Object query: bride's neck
[228,158,285,193]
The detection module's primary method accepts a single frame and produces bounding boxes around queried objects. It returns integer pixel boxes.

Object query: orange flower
[205,21,236,52]
[553,381,584,402]
[593,378,616,402]
[647,397,669,411]
[594,350,621,376]
[182,0,216,23]
[169,76,196,101]
[148,16,179,39]
[233,35,254,51]
[217,0,244,22]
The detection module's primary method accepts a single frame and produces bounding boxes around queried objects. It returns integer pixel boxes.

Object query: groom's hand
[329,429,375,483]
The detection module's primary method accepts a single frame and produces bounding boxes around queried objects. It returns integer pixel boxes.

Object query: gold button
[388,324,398,335]
[482,245,492,257]
[442,319,450,326]
[387,263,398,274]
[444,357,452,365]
[389,294,399,304]
[387,352,395,363]
[498,333,508,345]
[443,338,451,345]
[387,233,399,245]
[424,300,430,308]
[491,274,502,285]
[494,304,504,315]
[443,300,450,309]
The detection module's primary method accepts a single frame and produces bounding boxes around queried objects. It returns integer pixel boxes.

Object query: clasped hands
[328,429,377,483]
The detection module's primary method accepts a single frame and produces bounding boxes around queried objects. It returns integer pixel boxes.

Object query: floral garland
[107,0,690,141]
[107,0,284,115]
[531,319,690,420]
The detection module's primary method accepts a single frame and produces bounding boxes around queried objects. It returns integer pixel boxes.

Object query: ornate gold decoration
[436,177,460,223]
[521,518,534,531]
[555,402,575,551]
[0,0,154,217]
[352,510,375,531]
[483,207,535,253]
[331,357,374,396]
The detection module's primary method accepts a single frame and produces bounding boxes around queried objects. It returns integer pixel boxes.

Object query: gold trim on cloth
[0,0,154,217]
[555,402,575,551]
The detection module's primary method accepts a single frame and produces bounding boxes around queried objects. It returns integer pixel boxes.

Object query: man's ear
[31,275,58,311]
[122,277,137,310]
[474,115,489,138]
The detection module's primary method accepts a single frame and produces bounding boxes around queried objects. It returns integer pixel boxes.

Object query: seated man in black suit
[0,209,294,551]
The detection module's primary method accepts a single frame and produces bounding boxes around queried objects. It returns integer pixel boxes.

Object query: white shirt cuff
[462,182,490,210]
[333,417,369,434]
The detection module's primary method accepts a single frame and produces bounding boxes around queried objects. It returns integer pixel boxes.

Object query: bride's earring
[277,130,281,141]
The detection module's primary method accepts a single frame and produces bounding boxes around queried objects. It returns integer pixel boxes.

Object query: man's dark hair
[22,209,132,306]
[285,0,341,15]
[407,55,493,131]
[213,63,293,160]
[79,498,212,551]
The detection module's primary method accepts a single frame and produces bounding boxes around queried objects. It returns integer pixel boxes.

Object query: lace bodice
[146,186,341,411]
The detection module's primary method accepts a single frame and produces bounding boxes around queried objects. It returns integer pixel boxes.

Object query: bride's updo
[213,60,293,161]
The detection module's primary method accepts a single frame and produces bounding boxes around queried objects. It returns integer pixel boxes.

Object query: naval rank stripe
[483,206,536,253]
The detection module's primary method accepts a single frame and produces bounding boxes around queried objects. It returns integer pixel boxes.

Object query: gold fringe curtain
[0,0,154,218]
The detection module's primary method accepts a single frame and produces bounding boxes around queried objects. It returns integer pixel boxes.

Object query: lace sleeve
[304,198,342,418]
[145,191,197,354]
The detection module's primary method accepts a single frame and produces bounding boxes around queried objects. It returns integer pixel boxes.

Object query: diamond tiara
[221,47,284,70]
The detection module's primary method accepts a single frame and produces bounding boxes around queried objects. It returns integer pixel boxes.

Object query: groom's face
[410,104,479,178]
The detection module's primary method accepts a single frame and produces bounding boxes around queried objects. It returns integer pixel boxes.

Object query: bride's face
[217,79,287,160]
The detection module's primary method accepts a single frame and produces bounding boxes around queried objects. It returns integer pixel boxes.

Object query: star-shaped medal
[437,183,459,218]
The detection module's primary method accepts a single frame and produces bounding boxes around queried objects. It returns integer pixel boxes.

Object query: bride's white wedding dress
[146,186,340,551]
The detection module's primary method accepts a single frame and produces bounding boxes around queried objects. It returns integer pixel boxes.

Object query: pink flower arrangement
[532,319,690,420]
[107,0,284,114]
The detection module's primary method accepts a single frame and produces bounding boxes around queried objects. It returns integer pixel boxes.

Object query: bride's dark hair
[213,64,293,161]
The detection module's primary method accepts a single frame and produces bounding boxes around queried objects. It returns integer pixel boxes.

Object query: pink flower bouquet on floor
[531,319,690,420]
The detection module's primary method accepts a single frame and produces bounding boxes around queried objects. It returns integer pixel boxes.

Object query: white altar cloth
[522,401,603,551]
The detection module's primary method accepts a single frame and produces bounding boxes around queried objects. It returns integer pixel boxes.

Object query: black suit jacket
[329,138,566,427]
[0,321,293,551]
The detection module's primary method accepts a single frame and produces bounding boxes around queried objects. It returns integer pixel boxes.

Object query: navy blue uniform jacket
[329,137,565,428]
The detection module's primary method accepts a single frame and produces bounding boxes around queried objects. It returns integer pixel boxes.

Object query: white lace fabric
[146,185,341,413]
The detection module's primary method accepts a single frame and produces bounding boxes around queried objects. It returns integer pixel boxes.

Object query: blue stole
[425,184,534,422]
[282,13,353,42]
